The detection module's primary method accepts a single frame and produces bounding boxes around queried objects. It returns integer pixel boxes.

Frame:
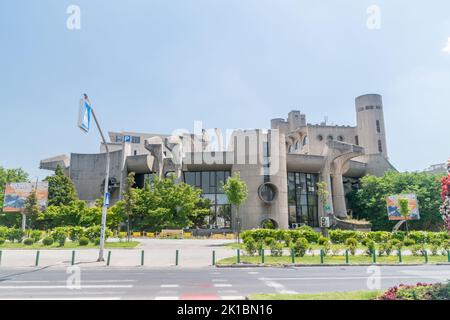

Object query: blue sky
[1,0,449,180]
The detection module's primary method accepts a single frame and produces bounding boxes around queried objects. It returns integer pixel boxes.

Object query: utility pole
[79,94,110,262]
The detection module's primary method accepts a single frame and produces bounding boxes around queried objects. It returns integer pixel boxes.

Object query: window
[376,105,382,110]
[287,172,319,227]
[115,135,123,142]
[132,136,141,144]
[337,135,344,142]
[378,140,383,153]
[317,134,323,141]
[302,136,309,146]
[134,150,137,156]
[183,171,232,229]
[355,136,359,146]
[376,120,381,133]
[327,135,334,141]
[365,105,374,110]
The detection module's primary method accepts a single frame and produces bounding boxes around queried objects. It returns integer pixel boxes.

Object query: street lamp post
[80,94,110,262]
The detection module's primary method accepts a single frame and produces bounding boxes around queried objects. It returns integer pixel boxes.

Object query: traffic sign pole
[79,94,110,262]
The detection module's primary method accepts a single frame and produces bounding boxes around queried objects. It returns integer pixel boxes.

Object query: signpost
[78,94,110,262]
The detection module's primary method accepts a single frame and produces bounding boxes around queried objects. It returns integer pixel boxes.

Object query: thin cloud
[442,38,450,54]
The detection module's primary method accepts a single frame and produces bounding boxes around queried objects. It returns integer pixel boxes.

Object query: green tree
[45,165,77,206]
[223,172,248,242]
[347,171,444,231]
[133,175,207,231]
[24,188,40,216]
[0,167,28,227]
[123,172,136,239]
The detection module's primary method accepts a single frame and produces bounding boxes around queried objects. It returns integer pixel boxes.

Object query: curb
[216,262,450,268]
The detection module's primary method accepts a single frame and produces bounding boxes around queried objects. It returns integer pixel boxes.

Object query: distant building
[40,93,395,230]
[423,163,447,175]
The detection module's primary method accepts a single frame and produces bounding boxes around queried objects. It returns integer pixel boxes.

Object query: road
[0,265,449,300]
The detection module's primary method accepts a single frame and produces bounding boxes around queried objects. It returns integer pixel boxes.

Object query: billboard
[386,194,420,221]
[2,182,49,213]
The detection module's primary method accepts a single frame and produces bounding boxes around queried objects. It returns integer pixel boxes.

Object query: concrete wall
[69,150,123,202]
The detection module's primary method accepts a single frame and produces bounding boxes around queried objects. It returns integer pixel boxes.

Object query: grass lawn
[217,254,449,265]
[0,241,140,250]
[248,290,382,300]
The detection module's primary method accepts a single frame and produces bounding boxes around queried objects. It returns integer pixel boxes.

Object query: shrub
[322,242,332,256]
[391,231,406,241]
[345,238,358,256]
[78,237,89,246]
[367,231,391,243]
[318,236,330,245]
[411,245,425,256]
[390,239,403,252]
[379,241,393,256]
[23,238,34,246]
[329,230,357,244]
[94,237,101,245]
[244,238,258,256]
[291,238,309,257]
[85,226,112,243]
[403,238,416,246]
[68,226,85,242]
[29,230,43,243]
[379,282,450,300]
[42,237,54,246]
[296,226,320,243]
[364,239,376,256]
[7,228,25,243]
[0,226,8,239]
[52,227,69,247]
[408,231,429,244]
[283,233,292,247]
[264,237,276,247]
[0,238,6,245]
[270,242,284,257]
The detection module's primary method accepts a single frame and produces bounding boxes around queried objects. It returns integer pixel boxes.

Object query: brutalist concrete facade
[40,94,396,230]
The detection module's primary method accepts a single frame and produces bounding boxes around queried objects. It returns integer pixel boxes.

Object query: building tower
[355,94,388,159]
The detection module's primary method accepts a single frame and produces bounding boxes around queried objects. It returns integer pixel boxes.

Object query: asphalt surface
[0,265,449,300]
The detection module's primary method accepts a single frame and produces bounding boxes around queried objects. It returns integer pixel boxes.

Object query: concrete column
[331,173,347,217]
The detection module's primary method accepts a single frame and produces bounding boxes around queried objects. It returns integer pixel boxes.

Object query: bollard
[212,250,216,266]
[107,251,112,266]
[372,250,377,264]
[291,249,295,264]
[175,250,179,266]
[0,250,2,265]
[345,250,349,264]
[261,249,265,264]
[71,250,76,266]
[141,250,145,266]
[35,251,40,267]
[237,249,240,264]
[398,250,403,263]
[320,249,324,264]
[448,250,450,263]
[424,250,428,264]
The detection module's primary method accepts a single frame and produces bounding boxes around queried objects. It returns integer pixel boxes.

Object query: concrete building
[40,94,395,230]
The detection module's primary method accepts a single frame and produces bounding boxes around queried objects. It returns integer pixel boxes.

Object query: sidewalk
[0,239,236,268]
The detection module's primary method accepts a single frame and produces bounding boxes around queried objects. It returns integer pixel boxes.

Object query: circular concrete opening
[261,219,278,229]
[258,182,278,204]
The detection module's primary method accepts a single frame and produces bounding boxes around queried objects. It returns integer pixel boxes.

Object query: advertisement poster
[386,194,420,221]
[2,182,49,213]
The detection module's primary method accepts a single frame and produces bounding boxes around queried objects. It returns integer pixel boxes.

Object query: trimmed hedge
[242,228,449,247]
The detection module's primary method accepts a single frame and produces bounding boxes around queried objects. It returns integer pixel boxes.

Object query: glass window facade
[288,172,319,227]
[183,171,231,229]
